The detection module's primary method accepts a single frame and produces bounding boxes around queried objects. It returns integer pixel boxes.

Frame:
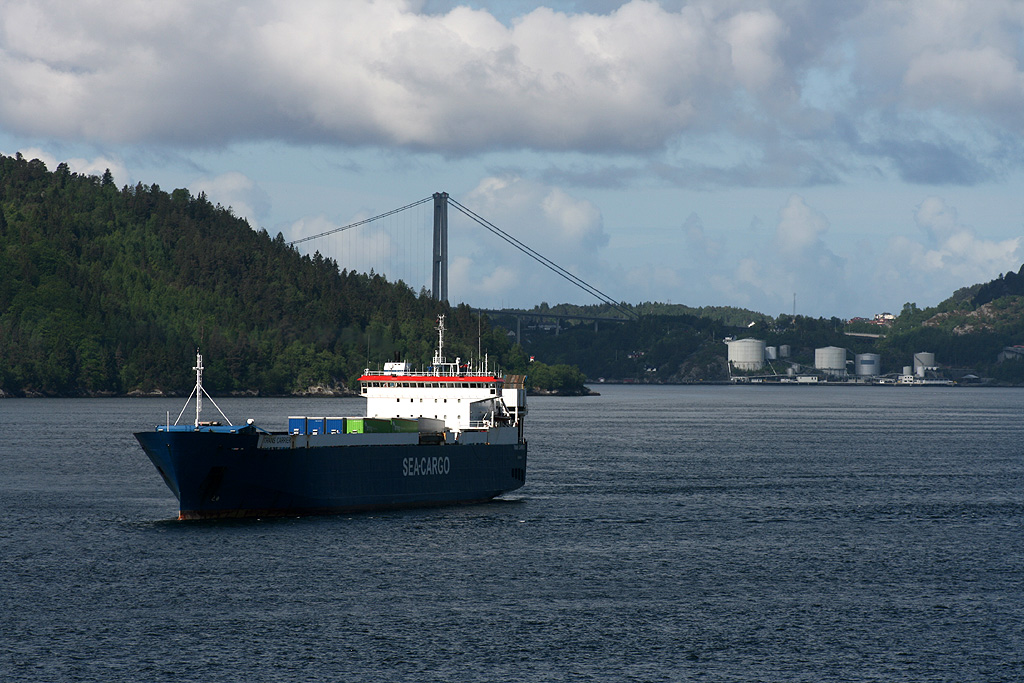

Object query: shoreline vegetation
[0,153,589,398]
[5,152,1024,397]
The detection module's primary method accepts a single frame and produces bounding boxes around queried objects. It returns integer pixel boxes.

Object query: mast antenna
[433,315,446,366]
[194,350,204,427]
[172,349,232,427]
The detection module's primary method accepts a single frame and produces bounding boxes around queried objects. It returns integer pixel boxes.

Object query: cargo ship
[135,316,527,519]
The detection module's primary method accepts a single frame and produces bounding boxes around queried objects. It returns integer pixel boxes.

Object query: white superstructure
[359,316,526,437]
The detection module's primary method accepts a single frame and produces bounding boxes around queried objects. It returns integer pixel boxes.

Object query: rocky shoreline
[1,385,361,399]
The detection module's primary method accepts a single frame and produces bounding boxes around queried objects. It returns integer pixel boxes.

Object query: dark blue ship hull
[135,428,527,520]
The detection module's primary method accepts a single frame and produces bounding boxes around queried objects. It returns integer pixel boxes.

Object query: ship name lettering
[402,456,450,476]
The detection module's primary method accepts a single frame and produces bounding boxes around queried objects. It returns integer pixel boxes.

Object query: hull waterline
[136,429,527,520]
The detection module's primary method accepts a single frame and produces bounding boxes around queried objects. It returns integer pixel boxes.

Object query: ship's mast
[173,349,232,427]
[193,350,204,427]
[433,315,446,366]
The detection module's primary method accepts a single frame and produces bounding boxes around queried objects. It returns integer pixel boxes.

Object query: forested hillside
[492,276,1024,384]
[6,152,1024,395]
[0,153,524,396]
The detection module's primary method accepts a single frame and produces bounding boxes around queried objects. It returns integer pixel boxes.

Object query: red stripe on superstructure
[358,375,501,383]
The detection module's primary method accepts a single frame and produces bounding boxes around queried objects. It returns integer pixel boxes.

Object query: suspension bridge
[289,192,637,323]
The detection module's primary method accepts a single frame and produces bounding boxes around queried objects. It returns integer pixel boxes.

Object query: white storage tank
[779,345,791,358]
[914,352,935,371]
[726,338,765,371]
[855,353,881,376]
[765,346,777,360]
[815,346,847,376]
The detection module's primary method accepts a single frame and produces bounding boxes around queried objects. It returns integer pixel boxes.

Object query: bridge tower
[432,192,448,302]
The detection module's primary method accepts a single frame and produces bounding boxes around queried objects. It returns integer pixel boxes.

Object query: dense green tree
[7,152,1024,393]
[0,153,526,396]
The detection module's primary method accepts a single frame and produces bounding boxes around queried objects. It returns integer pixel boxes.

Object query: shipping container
[345,417,393,434]
[392,418,418,433]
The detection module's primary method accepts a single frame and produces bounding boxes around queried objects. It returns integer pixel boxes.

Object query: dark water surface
[2,386,1022,681]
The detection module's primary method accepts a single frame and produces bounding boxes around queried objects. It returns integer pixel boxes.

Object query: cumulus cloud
[679,195,850,316]
[462,176,609,256]
[6,147,127,184]
[693,194,1020,317]
[0,0,727,151]
[2,0,1021,184]
[450,176,612,306]
[897,196,1021,283]
[776,194,830,256]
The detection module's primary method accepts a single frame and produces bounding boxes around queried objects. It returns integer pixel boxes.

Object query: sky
[2,0,1023,319]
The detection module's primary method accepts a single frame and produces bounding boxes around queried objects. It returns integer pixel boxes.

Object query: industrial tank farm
[724,338,954,385]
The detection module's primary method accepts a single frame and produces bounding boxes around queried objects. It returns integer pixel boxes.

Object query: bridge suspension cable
[287,196,433,246]
[286,192,635,320]
[448,198,637,320]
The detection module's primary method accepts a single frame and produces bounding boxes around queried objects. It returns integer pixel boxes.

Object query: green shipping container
[391,418,418,433]
[345,418,392,434]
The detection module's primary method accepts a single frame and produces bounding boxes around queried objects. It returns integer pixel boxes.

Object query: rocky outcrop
[291,384,357,397]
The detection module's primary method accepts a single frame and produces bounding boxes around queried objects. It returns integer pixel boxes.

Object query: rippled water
[2,386,1022,681]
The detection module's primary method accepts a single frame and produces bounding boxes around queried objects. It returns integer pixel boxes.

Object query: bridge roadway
[472,308,630,345]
